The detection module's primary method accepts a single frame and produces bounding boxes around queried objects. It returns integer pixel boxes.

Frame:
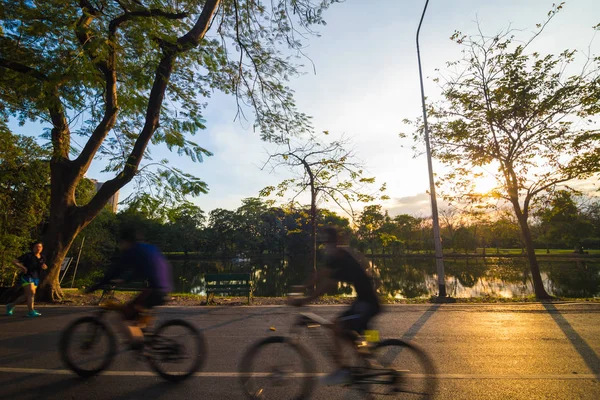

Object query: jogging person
[287,226,381,385]
[6,241,48,317]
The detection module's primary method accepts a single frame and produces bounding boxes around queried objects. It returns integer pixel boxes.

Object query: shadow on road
[200,306,281,332]
[108,379,181,400]
[0,329,63,366]
[0,374,86,400]
[542,302,600,377]
[401,303,441,341]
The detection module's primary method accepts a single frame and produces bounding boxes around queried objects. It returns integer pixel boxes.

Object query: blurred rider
[87,228,173,345]
[288,226,380,385]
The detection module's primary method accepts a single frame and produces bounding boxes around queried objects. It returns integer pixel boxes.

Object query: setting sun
[472,173,500,195]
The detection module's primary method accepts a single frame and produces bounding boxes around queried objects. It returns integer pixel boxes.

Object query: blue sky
[9,0,600,216]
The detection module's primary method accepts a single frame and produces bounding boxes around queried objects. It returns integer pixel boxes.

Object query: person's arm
[288,268,337,306]
[12,258,27,274]
[85,256,126,293]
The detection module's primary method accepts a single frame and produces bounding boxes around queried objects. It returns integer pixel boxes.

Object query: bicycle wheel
[146,319,206,382]
[239,336,316,400]
[59,316,117,378]
[365,339,437,399]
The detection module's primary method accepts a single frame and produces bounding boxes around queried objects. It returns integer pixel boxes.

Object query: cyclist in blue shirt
[87,228,173,343]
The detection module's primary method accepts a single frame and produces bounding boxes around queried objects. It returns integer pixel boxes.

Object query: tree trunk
[514,212,551,299]
[309,188,317,279]
[38,225,79,302]
[34,1,222,303]
[37,162,92,302]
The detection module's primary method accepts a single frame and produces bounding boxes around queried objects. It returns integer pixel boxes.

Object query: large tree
[260,133,387,275]
[404,5,600,298]
[0,0,338,300]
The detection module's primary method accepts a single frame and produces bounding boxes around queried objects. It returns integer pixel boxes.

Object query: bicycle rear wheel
[59,316,117,378]
[366,339,437,399]
[146,319,206,382]
[239,336,316,400]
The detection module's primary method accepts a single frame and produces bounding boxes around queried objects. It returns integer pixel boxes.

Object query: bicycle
[238,293,437,399]
[59,285,207,382]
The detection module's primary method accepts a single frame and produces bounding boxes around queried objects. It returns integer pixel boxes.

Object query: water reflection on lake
[170,256,600,299]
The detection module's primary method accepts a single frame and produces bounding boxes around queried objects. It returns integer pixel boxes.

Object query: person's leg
[331,318,354,367]
[8,292,26,307]
[23,283,41,316]
[320,306,361,385]
[6,291,25,314]
[122,292,149,344]
[7,279,28,313]
[136,291,165,330]
[333,302,364,361]
[26,283,35,312]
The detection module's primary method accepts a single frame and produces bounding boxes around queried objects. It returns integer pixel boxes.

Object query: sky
[9,0,600,217]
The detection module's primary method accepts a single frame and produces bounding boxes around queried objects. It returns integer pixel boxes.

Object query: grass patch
[475,248,600,256]
[171,292,204,299]
[47,289,600,307]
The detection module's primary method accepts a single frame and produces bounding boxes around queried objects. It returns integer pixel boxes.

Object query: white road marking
[0,367,598,380]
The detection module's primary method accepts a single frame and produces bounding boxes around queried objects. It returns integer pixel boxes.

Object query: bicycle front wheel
[59,316,117,378]
[367,339,437,399]
[239,336,316,400]
[146,319,206,382]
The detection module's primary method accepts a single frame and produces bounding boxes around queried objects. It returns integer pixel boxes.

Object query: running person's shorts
[20,275,40,288]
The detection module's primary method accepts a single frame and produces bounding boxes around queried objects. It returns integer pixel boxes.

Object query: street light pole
[416,0,447,297]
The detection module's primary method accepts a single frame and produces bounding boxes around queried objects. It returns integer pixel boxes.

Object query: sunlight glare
[472,174,499,195]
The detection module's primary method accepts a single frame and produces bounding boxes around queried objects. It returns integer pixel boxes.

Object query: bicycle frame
[290,310,365,348]
[287,308,401,388]
[90,294,156,346]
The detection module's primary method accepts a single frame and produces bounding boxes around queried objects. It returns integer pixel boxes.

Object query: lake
[170,256,600,299]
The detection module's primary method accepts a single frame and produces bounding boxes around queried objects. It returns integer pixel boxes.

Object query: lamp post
[416,0,447,297]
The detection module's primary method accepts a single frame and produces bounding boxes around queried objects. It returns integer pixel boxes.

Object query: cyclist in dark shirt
[288,226,380,385]
[7,241,48,317]
[87,228,173,343]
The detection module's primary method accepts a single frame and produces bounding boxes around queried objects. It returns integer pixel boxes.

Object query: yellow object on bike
[364,330,380,343]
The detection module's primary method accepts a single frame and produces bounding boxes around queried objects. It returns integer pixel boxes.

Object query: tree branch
[74,7,189,173]
[0,58,48,81]
[109,9,189,34]
[178,0,220,49]
[81,0,221,218]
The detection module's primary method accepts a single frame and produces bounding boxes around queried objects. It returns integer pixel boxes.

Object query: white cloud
[386,193,437,217]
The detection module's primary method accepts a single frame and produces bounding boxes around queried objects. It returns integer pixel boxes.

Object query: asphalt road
[1,302,599,400]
